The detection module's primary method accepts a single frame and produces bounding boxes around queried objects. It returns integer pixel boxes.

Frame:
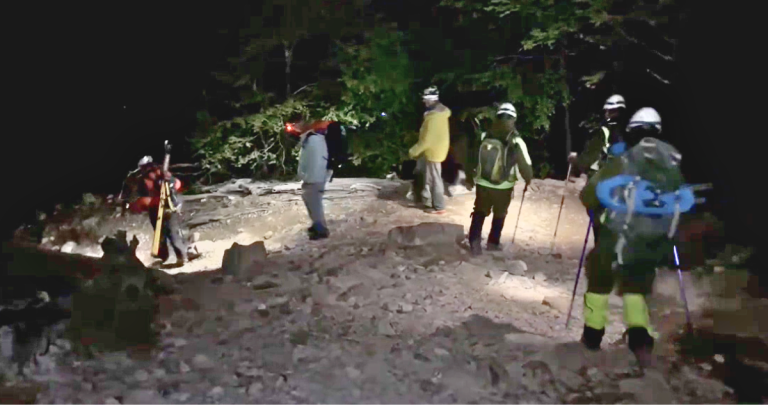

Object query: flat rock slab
[222,241,267,278]
[387,222,465,247]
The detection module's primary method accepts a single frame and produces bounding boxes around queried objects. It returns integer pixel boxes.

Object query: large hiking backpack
[325,122,350,171]
[596,137,697,264]
[477,132,517,185]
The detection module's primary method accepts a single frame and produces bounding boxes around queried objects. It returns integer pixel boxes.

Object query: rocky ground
[1,176,761,403]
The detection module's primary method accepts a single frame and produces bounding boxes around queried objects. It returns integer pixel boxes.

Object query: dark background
[4,2,760,257]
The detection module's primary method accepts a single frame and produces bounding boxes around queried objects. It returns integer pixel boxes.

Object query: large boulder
[387,223,465,247]
[222,241,268,278]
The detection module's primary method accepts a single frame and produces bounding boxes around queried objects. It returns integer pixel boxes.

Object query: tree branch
[617,27,674,62]
[292,83,317,95]
[646,69,671,85]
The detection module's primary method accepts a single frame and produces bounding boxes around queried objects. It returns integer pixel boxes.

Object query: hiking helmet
[627,107,662,133]
[603,94,626,110]
[423,86,439,101]
[138,156,153,168]
[497,103,517,119]
[625,107,661,147]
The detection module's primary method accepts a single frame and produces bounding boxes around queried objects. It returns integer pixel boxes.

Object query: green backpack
[596,137,693,264]
[478,132,517,185]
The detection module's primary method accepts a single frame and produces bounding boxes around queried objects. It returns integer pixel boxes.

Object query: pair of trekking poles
[490,160,700,334]
[558,167,710,333]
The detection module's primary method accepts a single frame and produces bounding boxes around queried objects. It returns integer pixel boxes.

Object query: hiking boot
[627,327,655,368]
[580,325,605,351]
[470,240,483,256]
[468,212,486,256]
[486,242,502,252]
[308,223,329,240]
[488,217,506,247]
[310,231,329,241]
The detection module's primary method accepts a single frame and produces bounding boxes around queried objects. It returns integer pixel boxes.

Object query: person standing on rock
[465,102,534,256]
[568,94,628,243]
[409,86,452,215]
[578,107,677,367]
[297,120,331,240]
[128,156,189,265]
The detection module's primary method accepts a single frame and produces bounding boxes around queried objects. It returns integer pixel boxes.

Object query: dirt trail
[1,176,742,403]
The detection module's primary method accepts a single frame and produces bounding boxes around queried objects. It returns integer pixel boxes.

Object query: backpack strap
[615,234,628,265]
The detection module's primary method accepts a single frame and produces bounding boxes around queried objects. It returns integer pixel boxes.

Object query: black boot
[487,216,506,251]
[627,327,655,367]
[468,212,485,256]
[580,325,605,351]
[309,223,330,240]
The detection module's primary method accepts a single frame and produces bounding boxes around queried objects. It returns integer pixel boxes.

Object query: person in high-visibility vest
[568,94,628,243]
[465,102,535,256]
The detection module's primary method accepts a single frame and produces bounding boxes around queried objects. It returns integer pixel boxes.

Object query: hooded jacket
[409,103,452,163]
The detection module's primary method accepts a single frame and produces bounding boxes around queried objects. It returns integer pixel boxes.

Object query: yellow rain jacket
[409,103,451,163]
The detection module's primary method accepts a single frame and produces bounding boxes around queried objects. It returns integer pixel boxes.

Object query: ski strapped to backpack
[594,137,698,264]
[478,131,519,185]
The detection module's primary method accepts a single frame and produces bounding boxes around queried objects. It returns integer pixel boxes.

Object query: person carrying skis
[409,86,452,215]
[578,107,692,367]
[569,94,629,242]
[466,102,534,256]
[127,156,190,265]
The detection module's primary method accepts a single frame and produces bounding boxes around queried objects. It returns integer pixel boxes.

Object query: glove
[465,177,475,191]
[567,152,578,165]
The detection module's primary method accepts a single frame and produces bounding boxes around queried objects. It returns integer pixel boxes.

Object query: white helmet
[138,156,153,168]
[627,107,662,133]
[497,102,517,118]
[603,94,626,110]
[423,86,439,101]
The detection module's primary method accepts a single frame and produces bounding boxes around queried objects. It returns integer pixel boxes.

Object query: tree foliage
[192,0,687,182]
[335,28,421,175]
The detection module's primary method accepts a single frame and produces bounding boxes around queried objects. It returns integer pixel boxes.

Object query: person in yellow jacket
[409,86,452,214]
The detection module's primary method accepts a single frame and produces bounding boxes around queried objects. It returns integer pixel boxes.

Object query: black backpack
[325,122,350,170]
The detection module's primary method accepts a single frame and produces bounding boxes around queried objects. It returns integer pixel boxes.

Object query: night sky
[4,1,762,250]
[5,4,241,236]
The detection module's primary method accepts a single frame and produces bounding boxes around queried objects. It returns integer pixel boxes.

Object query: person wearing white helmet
[126,156,197,266]
[409,86,452,214]
[568,94,628,243]
[624,107,662,147]
[465,102,534,256]
[569,94,628,172]
[577,106,675,367]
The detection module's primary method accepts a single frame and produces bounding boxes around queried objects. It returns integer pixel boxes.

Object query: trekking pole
[565,211,593,329]
[549,163,573,253]
[673,244,694,334]
[510,186,527,244]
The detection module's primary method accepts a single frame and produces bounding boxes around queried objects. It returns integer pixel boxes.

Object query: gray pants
[302,182,327,229]
[417,158,445,210]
